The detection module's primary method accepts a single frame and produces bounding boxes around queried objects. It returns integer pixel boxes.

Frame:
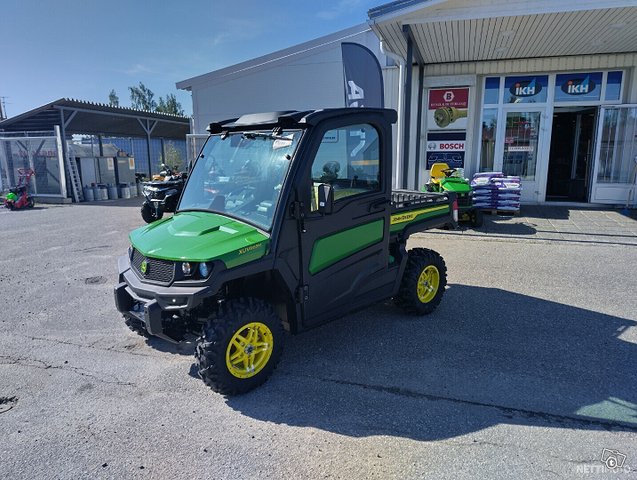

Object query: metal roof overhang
[0,98,190,139]
[369,0,637,64]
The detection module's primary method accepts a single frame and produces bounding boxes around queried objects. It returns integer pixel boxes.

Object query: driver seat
[429,162,450,184]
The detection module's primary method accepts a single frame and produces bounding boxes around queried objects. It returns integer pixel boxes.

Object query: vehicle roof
[207,108,398,133]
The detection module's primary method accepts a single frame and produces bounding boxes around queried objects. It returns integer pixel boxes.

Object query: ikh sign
[510,78,541,97]
[560,74,599,96]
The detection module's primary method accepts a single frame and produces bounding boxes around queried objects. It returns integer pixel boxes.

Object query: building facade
[178,0,637,206]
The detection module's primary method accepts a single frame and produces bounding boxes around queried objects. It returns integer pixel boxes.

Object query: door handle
[369,198,390,211]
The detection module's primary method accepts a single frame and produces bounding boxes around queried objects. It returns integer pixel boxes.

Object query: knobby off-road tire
[124,314,150,338]
[395,248,447,315]
[196,298,284,395]
[470,209,483,228]
[141,202,162,223]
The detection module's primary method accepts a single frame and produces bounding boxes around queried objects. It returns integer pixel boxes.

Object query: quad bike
[140,164,187,223]
[425,162,482,228]
[4,168,35,211]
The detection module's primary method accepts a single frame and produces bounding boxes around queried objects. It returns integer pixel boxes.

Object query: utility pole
[0,97,6,120]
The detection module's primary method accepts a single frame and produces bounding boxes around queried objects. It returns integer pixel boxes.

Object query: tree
[163,142,183,170]
[156,93,184,116]
[108,89,119,107]
[129,82,157,111]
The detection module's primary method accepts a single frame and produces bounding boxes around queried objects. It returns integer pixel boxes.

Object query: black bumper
[114,255,212,340]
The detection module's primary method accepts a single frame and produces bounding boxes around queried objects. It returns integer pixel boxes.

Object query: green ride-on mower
[425,162,482,228]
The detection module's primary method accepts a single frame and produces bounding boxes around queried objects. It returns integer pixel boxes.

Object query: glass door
[591,106,637,204]
[494,109,546,203]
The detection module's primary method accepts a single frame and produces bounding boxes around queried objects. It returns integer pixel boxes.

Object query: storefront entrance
[546,107,597,202]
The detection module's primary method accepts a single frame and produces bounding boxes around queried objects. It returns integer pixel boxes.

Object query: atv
[140,164,187,223]
[115,108,458,395]
[425,162,482,228]
[4,168,35,211]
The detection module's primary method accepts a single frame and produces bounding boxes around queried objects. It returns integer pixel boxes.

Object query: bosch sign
[426,141,465,151]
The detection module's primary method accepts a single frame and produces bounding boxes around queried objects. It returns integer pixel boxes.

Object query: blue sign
[504,76,548,103]
[555,72,602,102]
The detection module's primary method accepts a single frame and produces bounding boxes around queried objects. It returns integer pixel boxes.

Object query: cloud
[316,0,365,20]
[124,64,153,75]
[208,18,265,47]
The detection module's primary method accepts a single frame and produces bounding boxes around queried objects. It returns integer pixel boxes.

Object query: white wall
[188,30,383,134]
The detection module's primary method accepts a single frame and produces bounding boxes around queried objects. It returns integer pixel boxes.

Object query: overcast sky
[0,0,381,117]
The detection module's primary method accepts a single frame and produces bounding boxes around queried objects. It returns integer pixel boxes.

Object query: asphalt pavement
[0,200,636,479]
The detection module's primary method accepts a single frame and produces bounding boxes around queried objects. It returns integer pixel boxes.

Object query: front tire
[124,314,149,337]
[141,202,162,223]
[196,298,284,395]
[395,248,447,315]
[470,209,483,228]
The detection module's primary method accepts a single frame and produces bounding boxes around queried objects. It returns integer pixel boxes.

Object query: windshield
[178,130,301,230]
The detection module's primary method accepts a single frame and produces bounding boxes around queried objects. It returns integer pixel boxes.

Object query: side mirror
[317,183,334,214]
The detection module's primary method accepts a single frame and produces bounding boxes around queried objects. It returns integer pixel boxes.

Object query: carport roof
[368,0,637,64]
[0,98,190,139]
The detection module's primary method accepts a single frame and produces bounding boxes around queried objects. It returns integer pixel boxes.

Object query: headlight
[128,246,134,260]
[182,262,192,276]
[199,262,210,278]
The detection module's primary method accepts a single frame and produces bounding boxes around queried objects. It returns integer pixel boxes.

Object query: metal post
[401,26,414,189]
[414,65,425,190]
[58,109,71,198]
[146,130,152,177]
[54,125,68,198]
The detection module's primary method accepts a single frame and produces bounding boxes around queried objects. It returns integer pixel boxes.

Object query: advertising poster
[426,132,465,169]
[427,88,469,130]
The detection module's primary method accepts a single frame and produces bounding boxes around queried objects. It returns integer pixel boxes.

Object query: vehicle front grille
[458,194,472,208]
[131,249,175,284]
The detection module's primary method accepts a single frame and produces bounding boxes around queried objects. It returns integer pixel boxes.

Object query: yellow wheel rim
[417,265,440,303]
[225,322,274,379]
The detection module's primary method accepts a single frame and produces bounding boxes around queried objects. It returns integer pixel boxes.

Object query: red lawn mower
[4,168,35,210]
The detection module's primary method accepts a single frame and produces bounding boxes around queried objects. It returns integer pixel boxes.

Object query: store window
[504,75,549,104]
[310,124,380,211]
[605,71,623,101]
[480,109,498,171]
[554,72,603,102]
[483,77,501,105]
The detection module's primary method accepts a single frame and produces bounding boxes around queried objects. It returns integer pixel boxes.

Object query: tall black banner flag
[341,42,384,108]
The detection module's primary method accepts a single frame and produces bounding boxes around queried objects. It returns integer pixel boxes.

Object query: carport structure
[368,0,637,202]
[0,98,190,201]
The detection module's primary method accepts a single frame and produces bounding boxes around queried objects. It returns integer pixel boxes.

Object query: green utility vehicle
[115,108,457,394]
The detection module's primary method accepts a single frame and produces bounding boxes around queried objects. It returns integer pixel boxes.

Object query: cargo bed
[390,189,455,235]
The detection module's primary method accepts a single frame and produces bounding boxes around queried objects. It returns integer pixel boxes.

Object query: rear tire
[27,197,35,209]
[141,202,162,223]
[395,248,447,315]
[196,298,284,395]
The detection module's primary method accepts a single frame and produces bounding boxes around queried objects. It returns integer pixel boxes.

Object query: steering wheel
[442,168,457,177]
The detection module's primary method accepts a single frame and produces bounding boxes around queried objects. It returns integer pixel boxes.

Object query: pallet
[478,209,520,217]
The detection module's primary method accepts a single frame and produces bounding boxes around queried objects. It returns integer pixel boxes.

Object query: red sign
[428,88,469,109]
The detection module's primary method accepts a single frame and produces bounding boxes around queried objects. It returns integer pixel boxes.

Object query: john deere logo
[140,259,148,275]
[510,79,541,97]
[562,76,596,95]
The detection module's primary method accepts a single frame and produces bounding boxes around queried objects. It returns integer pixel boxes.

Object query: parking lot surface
[1,201,636,479]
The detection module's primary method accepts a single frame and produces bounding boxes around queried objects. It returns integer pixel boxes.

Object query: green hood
[129,211,269,268]
[440,177,472,194]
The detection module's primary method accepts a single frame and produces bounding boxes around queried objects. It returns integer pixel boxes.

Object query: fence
[0,130,66,198]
